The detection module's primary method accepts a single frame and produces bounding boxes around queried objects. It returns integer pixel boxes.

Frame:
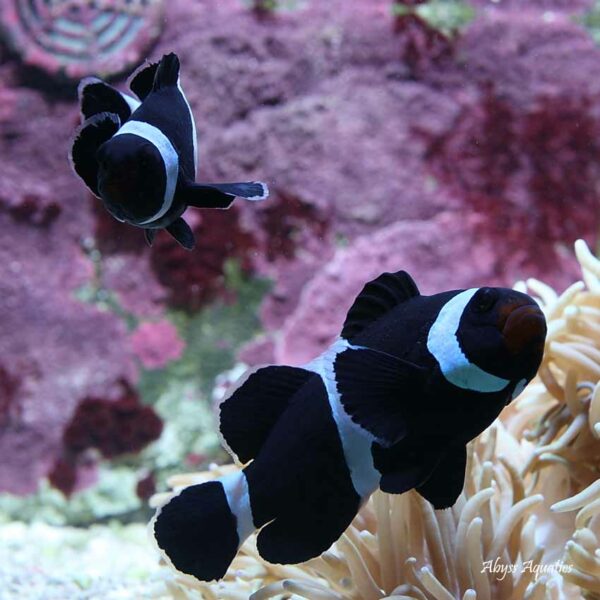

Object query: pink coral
[130,320,186,370]
[266,212,580,366]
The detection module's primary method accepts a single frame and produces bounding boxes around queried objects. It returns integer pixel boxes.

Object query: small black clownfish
[69,53,269,249]
[151,270,547,581]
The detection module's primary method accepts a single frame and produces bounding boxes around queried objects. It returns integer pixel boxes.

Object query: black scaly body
[69,53,268,249]
[152,271,547,582]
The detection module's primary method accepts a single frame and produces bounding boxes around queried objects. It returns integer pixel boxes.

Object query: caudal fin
[152,471,255,582]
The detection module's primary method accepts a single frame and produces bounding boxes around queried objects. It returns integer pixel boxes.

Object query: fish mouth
[501,304,547,356]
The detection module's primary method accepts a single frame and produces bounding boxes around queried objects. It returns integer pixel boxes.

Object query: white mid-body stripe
[177,77,197,179]
[304,338,381,500]
[114,120,179,225]
[220,470,255,545]
[427,289,510,393]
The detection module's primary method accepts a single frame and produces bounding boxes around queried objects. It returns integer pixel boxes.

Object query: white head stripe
[427,289,510,393]
[304,338,381,499]
[114,120,178,224]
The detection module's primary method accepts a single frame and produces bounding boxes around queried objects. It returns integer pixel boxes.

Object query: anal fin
[256,500,358,565]
[219,365,313,464]
[416,444,466,509]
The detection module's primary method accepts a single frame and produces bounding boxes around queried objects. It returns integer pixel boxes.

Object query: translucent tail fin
[151,471,254,582]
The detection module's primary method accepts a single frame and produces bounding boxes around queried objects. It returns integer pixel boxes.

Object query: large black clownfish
[69,53,268,249]
[151,270,547,581]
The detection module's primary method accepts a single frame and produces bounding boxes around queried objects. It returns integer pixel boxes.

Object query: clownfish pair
[151,270,547,582]
[68,52,548,584]
[69,53,268,249]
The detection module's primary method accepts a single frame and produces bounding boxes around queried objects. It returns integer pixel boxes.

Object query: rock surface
[0,0,599,494]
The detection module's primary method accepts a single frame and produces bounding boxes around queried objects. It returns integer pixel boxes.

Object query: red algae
[150,208,257,311]
[62,381,163,460]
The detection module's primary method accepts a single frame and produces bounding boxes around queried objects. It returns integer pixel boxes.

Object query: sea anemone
[151,239,600,600]
[508,239,600,495]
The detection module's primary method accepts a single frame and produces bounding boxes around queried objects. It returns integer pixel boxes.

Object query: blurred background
[0,0,599,596]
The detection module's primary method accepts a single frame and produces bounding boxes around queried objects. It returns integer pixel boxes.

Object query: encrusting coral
[151,239,600,600]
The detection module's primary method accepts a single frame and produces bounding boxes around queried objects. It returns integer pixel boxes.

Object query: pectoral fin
[334,347,426,446]
[166,218,195,250]
[180,181,269,210]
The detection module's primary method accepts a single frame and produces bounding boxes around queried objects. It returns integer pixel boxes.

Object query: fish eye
[473,288,496,313]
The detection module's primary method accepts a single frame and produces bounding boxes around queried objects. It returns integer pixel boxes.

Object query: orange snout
[500,303,546,355]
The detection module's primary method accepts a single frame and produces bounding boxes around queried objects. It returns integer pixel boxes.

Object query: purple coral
[394,14,454,78]
[0,366,19,429]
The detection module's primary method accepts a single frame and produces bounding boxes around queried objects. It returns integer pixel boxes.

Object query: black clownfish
[151,270,547,581]
[69,53,269,249]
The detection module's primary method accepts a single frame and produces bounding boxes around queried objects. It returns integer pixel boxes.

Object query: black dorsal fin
[153,53,180,91]
[342,271,420,339]
[219,365,313,464]
[129,61,159,101]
